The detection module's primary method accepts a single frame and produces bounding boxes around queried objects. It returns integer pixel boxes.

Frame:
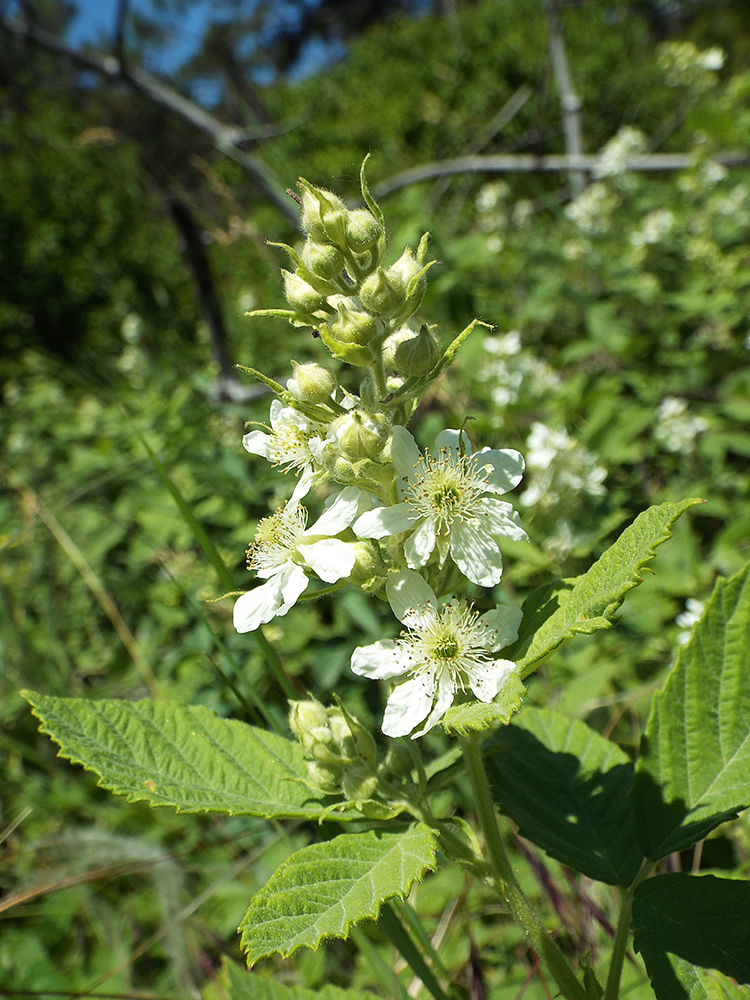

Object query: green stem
[460,734,587,1000]
[603,887,633,1000]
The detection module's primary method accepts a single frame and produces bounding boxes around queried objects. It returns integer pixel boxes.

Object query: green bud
[282,270,326,314]
[342,765,379,804]
[390,324,441,377]
[288,361,337,403]
[306,760,341,794]
[330,409,389,461]
[359,267,405,318]
[301,239,345,281]
[345,209,382,253]
[346,540,388,594]
[289,698,339,763]
[386,248,427,321]
[330,300,379,346]
[382,742,413,779]
[298,179,348,248]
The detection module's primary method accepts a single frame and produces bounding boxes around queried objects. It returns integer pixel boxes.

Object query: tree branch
[0,13,299,224]
[546,0,585,196]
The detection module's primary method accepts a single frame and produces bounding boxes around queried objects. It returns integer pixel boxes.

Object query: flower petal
[290,464,315,504]
[390,424,421,481]
[382,673,436,738]
[298,538,356,582]
[481,606,523,649]
[242,429,273,459]
[386,569,437,622]
[404,517,436,568]
[411,667,455,737]
[474,448,525,494]
[434,428,472,454]
[468,659,516,702]
[279,563,310,606]
[309,485,363,535]
[480,497,528,541]
[233,566,306,633]
[354,502,416,539]
[351,640,410,680]
[450,521,504,587]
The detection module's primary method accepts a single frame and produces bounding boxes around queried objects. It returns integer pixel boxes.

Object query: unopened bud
[342,766,379,804]
[283,270,326,314]
[288,361,337,403]
[298,179,348,248]
[345,209,382,253]
[391,324,441,376]
[306,760,341,794]
[302,239,345,281]
[386,248,427,320]
[359,267,404,318]
[330,301,379,346]
[346,540,388,594]
[331,409,389,461]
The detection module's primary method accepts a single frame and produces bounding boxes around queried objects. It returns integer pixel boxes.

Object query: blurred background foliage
[1,0,750,997]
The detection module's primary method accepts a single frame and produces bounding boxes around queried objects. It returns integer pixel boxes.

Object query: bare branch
[546,0,585,196]
[373,152,749,200]
[0,13,300,224]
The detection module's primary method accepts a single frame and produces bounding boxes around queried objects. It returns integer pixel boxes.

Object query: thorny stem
[460,733,588,1000]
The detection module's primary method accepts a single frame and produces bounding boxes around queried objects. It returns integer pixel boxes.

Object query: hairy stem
[460,733,587,1000]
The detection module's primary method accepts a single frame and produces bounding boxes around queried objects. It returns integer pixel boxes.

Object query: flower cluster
[234,161,527,739]
[654,397,708,455]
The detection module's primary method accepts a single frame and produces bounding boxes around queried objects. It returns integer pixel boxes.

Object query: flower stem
[603,860,652,1000]
[459,733,587,1000]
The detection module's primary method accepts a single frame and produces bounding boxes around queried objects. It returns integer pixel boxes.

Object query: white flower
[676,598,705,645]
[351,570,522,738]
[593,127,646,179]
[233,487,364,633]
[520,422,607,509]
[242,399,328,502]
[353,426,527,587]
[654,397,708,454]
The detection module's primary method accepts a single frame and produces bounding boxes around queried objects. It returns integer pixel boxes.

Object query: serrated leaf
[633,563,750,860]
[23,692,350,820]
[441,671,526,735]
[632,874,750,999]
[222,959,381,1000]
[505,499,702,677]
[484,707,644,885]
[240,824,437,963]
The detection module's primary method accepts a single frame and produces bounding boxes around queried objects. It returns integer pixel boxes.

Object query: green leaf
[441,670,526,735]
[507,499,703,677]
[23,692,350,820]
[240,824,437,964]
[632,874,750,1000]
[222,959,381,1000]
[633,563,750,860]
[484,707,644,886]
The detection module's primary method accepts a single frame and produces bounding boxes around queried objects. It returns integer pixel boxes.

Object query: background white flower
[351,569,522,738]
[354,426,526,587]
[233,486,364,633]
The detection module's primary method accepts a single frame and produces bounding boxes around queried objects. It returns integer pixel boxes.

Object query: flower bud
[302,239,345,281]
[382,742,412,778]
[346,539,388,594]
[283,270,326,314]
[330,409,389,461]
[359,268,405,318]
[288,361,337,403]
[305,760,341,794]
[289,698,337,761]
[330,301,379,346]
[390,324,441,377]
[298,179,348,248]
[386,248,427,320]
[345,209,382,253]
[342,765,379,804]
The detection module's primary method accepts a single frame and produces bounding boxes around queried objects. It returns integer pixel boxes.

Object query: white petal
[309,485,363,535]
[480,606,523,649]
[290,465,315,504]
[450,521,504,587]
[233,567,304,632]
[390,425,421,480]
[268,398,284,429]
[412,668,455,737]
[435,428,472,454]
[479,497,529,541]
[351,640,411,680]
[298,538,356,582]
[279,563,310,605]
[468,659,516,703]
[382,673,436,738]
[354,503,417,539]
[474,448,525,494]
[242,429,272,459]
[404,517,436,568]
[386,570,437,622]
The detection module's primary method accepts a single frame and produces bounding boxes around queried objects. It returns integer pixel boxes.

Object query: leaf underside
[22,692,350,820]
[240,824,437,964]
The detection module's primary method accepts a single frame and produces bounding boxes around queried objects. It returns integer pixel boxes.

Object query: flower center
[269,423,322,472]
[405,448,488,530]
[399,600,496,686]
[430,631,460,659]
[247,504,307,574]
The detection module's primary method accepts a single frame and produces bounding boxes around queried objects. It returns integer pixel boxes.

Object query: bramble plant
[23,160,750,1000]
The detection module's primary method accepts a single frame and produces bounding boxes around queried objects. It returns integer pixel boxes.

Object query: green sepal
[441,670,525,735]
